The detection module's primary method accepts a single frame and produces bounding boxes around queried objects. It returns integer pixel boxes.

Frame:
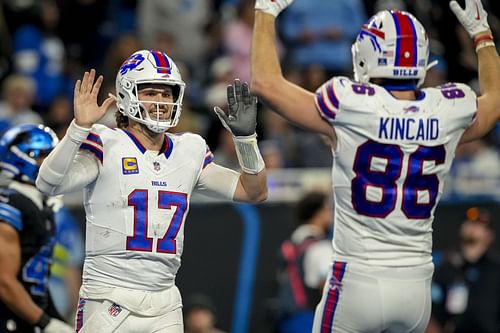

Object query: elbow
[35,176,60,196]
[251,75,279,100]
[0,274,13,301]
[250,187,268,203]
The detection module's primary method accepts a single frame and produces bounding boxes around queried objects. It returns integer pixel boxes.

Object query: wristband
[36,312,51,329]
[476,41,496,52]
[474,34,494,45]
[233,134,265,175]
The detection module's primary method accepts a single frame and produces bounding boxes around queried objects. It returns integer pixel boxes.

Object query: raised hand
[450,0,490,38]
[73,69,116,128]
[214,79,258,138]
[255,0,294,18]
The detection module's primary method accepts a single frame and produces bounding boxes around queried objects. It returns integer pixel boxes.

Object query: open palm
[73,69,115,128]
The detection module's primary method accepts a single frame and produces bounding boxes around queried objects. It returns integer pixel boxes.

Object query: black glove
[214,79,258,137]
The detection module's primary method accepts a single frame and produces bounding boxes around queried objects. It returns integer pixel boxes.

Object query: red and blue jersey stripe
[315,80,340,121]
[391,11,418,67]
[79,132,103,164]
[203,146,214,169]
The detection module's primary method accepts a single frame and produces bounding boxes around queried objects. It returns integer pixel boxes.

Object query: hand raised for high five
[73,69,116,128]
[450,0,490,38]
[214,79,258,138]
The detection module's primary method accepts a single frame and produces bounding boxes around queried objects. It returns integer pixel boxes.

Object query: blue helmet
[0,124,59,184]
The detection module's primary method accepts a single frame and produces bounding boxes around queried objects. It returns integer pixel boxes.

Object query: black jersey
[0,181,57,332]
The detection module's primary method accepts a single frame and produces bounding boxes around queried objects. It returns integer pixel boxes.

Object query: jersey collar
[123,130,174,158]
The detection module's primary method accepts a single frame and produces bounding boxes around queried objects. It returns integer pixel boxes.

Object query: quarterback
[36,50,267,332]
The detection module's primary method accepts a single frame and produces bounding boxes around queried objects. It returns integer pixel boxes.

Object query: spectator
[429,207,500,333]
[137,0,212,83]
[12,0,66,111]
[274,191,333,333]
[0,74,42,134]
[279,0,366,77]
[184,294,227,333]
[44,95,72,138]
[447,139,500,200]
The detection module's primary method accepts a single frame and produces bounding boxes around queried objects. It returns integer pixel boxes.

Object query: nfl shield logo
[108,303,122,317]
[153,161,161,171]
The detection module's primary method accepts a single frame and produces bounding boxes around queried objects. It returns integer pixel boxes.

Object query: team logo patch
[404,105,420,113]
[108,303,122,317]
[122,157,139,174]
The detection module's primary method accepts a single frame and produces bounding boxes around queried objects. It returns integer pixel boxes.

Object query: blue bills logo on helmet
[119,53,146,75]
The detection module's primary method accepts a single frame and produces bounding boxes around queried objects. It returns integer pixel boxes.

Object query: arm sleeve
[195,162,240,201]
[36,120,99,196]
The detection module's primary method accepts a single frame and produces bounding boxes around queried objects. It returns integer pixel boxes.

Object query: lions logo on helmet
[0,124,59,184]
[115,50,186,133]
[352,10,430,88]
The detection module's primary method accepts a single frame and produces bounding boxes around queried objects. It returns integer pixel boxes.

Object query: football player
[36,50,267,332]
[251,0,500,332]
[0,124,74,333]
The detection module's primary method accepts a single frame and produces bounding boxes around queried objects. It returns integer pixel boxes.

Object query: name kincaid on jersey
[378,117,439,141]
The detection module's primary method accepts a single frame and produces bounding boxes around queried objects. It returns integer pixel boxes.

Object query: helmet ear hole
[359,61,365,68]
[123,80,133,89]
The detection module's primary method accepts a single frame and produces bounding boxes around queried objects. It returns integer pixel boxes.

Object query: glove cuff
[255,0,279,17]
[233,134,265,174]
[36,312,51,329]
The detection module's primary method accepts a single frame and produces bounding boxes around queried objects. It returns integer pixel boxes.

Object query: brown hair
[115,110,129,129]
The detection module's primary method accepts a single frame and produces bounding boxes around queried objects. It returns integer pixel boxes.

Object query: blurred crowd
[1,0,500,179]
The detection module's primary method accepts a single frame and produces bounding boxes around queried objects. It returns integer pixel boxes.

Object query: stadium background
[2,0,500,332]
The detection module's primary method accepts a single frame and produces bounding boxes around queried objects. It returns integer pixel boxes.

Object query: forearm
[463,36,500,142]
[236,170,268,203]
[0,278,43,324]
[477,34,500,97]
[477,43,500,132]
[231,135,267,202]
[251,12,282,94]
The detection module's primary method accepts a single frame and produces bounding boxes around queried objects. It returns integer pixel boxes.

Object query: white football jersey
[315,77,477,266]
[77,125,214,290]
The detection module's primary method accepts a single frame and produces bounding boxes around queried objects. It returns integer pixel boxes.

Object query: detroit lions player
[36,50,267,332]
[0,124,74,333]
[251,0,500,332]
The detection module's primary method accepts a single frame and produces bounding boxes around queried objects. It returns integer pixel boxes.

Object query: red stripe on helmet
[393,11,416,67]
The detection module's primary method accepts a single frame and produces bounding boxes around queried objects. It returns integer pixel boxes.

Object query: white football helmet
[352,10,429,87]
[116,50,186,133]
